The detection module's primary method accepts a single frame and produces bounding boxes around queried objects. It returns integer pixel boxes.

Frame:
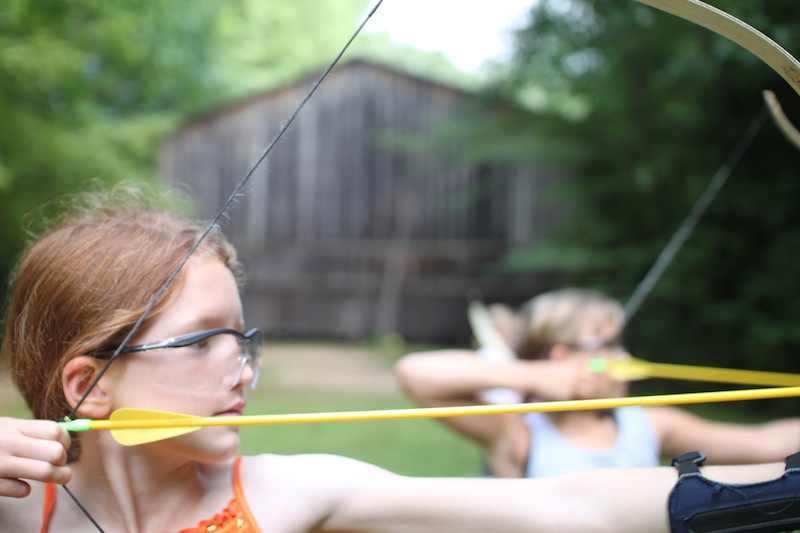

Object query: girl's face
[565,319,629,399]
[101,256,255,460]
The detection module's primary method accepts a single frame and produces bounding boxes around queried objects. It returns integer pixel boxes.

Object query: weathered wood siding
[159,60,565,343]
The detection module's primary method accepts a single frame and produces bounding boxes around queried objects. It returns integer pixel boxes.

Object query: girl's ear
[548,344,572,361]
[62,356,112,419]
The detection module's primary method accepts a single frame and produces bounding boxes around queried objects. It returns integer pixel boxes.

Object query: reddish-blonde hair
[1,186,241,428]
[512,288,625,360]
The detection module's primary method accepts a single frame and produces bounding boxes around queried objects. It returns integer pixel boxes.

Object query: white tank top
[524,406,660,478]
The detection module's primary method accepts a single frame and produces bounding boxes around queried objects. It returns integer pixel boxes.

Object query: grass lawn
[240,388,484,477]
[0,342,485,478]
[233,341,485,476]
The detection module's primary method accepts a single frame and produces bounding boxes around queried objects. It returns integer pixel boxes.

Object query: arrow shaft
[69,386,800,432]
[643,362,800,387]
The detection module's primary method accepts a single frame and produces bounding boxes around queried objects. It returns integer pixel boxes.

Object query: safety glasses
[93,328,262,392]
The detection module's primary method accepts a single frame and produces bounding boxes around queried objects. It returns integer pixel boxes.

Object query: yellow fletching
[109,408,202,446]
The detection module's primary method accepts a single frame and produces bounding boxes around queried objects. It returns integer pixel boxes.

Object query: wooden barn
[159,59,565,344]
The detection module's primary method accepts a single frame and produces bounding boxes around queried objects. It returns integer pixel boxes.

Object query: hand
[570,353,628,400]
[0,418,71,498]
[533,355,626,401]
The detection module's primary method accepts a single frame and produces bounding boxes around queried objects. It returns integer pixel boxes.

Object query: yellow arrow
[589,358,800,387]
[59,386,800,446]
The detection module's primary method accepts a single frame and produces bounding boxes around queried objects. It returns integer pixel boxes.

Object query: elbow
[394,352,458,405]
[394,353,427,395]
[395,350,481,406]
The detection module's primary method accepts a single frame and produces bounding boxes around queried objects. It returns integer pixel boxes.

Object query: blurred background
[1,0,799,473]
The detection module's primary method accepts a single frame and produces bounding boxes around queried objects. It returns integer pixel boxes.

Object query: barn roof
[179,58,479,131]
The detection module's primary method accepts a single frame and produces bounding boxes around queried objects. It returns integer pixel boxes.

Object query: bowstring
[67,0,384,420]
[60,2,385,530]
[623,104,769,321]
[61,486,107,532]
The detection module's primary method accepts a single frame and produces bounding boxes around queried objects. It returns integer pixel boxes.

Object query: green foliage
[0,0,385,310]
[213,0,372,102]
[0,1,230,305]
[456,0,800,412]
[211,0,480,102]
[350,32,482,92]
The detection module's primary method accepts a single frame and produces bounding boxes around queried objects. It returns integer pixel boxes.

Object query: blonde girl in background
[397,289,800,478]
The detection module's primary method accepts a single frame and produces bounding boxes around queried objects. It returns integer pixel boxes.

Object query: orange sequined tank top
[41,456,260,532]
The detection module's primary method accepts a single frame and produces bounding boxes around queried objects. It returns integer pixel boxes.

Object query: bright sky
[366,0,534,72]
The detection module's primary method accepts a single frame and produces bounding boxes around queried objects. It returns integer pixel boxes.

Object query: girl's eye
[189,338,211,351]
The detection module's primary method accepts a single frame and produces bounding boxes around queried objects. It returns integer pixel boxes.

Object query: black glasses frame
[93,327,261,358]
[564,334,623,352]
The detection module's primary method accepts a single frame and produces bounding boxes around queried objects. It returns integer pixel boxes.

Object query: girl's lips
[215,403,246,417]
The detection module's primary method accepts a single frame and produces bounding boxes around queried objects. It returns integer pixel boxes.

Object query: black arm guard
[669,451,800,533]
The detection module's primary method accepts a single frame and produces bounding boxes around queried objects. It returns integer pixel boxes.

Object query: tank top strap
[41,483,57,533]
[42,459,260,533]
[232,456,260,530]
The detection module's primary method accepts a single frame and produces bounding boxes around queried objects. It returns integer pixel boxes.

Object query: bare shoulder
[237,454,395,531]
[241,453,392,482]
[644,405,697,434]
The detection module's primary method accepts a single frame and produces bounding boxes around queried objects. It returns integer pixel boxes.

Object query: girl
[396,289,800,478]
[0,187,794,532]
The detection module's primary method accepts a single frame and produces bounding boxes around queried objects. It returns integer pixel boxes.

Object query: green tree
[213,0,479,101]
[0,1,229,301]
[0,0,381,308]
[458,0,800,410]
[214,0,374,101]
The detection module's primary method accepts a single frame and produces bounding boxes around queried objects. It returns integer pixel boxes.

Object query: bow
[636,0,800,97]
[764,90,800,150]
[52,1,799,530]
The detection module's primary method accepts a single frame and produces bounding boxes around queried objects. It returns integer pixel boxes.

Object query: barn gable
[159,59,564,343]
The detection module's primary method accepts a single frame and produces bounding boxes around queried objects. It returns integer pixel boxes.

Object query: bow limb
[467,300,515,359]
[763,90,800,150]
[635,0,800,97]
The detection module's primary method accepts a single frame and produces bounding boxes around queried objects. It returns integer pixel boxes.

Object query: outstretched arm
[332,466,677,533]
[256,452,676,533]
[647,406,800,464]
[325,456,793,533]
[325,453,800,533]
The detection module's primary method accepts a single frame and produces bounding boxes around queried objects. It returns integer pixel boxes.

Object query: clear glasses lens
[227,342,262,390]
[146,329,262,393]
